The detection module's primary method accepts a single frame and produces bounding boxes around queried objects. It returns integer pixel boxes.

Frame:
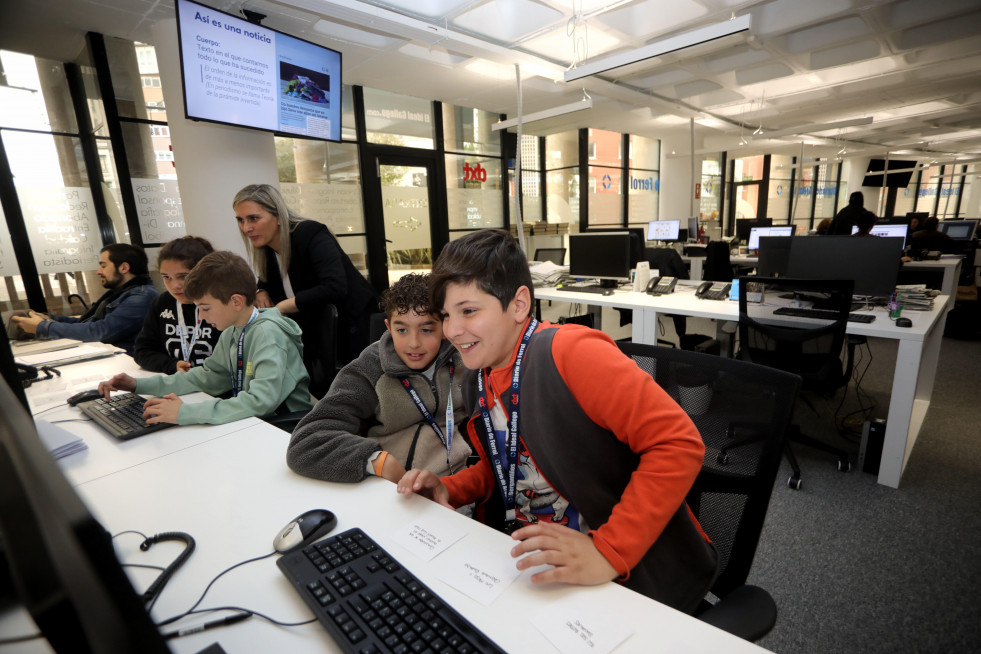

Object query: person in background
[815,218,833,235]
[98,251,312,425]
[287,273,473,484]
[911,216,951,241]
[12,243,157,356]
[234,183,378,397]
[397,229,717,614]
[829,191,871,235]
[134,236,222,374]
[852,210,877,236]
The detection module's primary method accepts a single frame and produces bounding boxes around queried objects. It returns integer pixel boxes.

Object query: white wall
[151,20,278,257]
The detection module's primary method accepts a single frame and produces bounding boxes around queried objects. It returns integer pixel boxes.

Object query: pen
[163,611,252,640]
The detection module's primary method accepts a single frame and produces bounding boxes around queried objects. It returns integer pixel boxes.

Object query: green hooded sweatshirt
[135,308,312,425]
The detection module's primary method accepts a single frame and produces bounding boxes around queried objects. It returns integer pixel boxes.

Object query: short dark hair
[157,236,214,270]
[101,243,148,275]
[429,229,534,314]
[848,191,864,206]
[381,273,435,319]
[923,216,940,231]
[856,210,876,233]
[183,251,257,304]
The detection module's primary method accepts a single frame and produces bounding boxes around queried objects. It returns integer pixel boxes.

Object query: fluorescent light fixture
[492,97,594,131]
[564,14,751,82]
[757,116,873,139]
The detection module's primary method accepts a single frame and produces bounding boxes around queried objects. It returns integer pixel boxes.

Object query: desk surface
[6,357,768,653]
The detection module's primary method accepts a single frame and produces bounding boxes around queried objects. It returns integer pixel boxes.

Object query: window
[150,125,169,137]
[362,88,433,149]
[141,76,161,88]
[154,150,174,161]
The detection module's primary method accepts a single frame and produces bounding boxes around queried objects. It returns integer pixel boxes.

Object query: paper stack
[529,260,569,288]
[895,285,939,311]
[35,419,88,460]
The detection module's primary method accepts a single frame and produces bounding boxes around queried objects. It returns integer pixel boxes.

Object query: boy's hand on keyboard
[510,521,618,586]
[143,393,183,424]
[395,469,452,509]
[98,373,137,400]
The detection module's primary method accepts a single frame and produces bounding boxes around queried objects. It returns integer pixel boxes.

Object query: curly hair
[380,273,435,319]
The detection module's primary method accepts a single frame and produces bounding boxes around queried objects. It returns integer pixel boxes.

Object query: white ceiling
[3,0,981,161]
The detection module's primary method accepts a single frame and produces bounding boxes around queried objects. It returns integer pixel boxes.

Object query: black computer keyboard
[554,283,614,294]
[277,527,505,654]
[78,392,173,440]
[773,306,876,323]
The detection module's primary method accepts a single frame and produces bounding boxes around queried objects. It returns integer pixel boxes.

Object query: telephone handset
[646,276,677,296]
[696,281,731,301]
[17,363,39,387]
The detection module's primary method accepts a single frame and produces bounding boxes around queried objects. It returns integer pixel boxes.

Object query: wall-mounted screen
[647,220,680,241]
[175,0,342,141]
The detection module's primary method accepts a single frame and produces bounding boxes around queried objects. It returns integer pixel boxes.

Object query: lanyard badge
[229,308,259,396]
[176,303,202,363]
[399,362,455,466]
[477,318,538,532]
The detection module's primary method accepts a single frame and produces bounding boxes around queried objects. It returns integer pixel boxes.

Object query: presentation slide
[176,0,340,142]
[647,220,680,241]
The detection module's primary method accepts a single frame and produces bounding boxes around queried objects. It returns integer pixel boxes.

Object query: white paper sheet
[534,595,635,654]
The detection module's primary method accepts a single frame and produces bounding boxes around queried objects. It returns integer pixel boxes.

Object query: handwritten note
[437,543,520,606]
[534,596,634,654]
[392,517,466,562]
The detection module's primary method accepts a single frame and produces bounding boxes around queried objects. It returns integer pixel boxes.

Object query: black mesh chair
[734,277,856,489]
[617,342,800,641]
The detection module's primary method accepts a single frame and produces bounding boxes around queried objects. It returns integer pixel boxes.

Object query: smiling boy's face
[440,281,529,371]
[387,310,443,371]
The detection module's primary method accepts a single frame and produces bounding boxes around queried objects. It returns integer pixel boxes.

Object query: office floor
[541,301,981,652]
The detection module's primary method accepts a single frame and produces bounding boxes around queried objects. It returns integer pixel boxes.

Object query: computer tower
[859,419,886,474]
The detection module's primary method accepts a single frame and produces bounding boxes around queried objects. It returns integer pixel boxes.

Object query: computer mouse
[895,317,913,328]
[67,389,103,407]
[602,288,615,296]
[273,509,337,554]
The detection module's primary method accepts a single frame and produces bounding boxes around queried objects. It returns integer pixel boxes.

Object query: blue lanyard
[176,302,201,363]
[230,308,259,397]
[398,362,455,465]
[477,318,538,521]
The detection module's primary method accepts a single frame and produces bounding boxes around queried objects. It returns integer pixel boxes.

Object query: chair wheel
[717,452,729,465]
[838,459,851,472]
[788,475,802,490]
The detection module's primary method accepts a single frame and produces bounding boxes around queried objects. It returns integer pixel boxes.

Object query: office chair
[732,277,855,489]
[617,342,799,641]
[533,247,566,265]
[368,312,388,343]
[641,247,706,349]
[703,241,734,283]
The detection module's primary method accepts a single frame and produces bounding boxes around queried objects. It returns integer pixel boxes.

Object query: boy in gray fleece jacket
[287,273,473,483]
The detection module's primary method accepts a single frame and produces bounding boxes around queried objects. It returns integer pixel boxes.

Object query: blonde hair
[233,184,302,282]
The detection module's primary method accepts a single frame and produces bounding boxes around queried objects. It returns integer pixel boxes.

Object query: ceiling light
[492,97,594,131]
[759,117,873,139]
[564,14,751,82]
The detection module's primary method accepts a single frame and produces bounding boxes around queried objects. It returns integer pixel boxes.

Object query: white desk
[537,284,950,489]
[5,361,768,653]
[729,255,963,310]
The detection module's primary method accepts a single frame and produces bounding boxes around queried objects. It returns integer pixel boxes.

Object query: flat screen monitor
[687,217,699,239]
[586,227,645,267]
[0,378,171,652]
[938,219,978,241]
[786,236,901,298]
[647,220,681,242]
[748,225,794,250]
[757,236,794,277]
[176,0,342,141]
[569,232,632,286]
[862,159,916,188]
[735,218,773,243]
[869,223,908,249]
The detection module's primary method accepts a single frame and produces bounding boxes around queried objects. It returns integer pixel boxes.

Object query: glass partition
[363,88,434,149]
[445,154,503,230]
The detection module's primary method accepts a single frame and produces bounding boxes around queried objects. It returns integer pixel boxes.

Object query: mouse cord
[156,551,276,627]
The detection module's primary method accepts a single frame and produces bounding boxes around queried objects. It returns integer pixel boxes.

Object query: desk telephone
[696,281,731,301]
[646,276,677,295]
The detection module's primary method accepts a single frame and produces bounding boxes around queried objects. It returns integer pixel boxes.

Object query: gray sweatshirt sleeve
[286,348,382,482]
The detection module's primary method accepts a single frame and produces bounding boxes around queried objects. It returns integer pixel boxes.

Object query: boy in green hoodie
[98,251,312,425]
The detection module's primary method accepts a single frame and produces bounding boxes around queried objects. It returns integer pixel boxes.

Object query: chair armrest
[696,584,777,642]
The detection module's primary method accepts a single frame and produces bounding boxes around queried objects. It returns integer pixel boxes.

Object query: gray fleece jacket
[286,334,474,482]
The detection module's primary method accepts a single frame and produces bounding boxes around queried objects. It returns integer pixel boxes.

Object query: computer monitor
[850,223,908,249]
[0,377,171,653]
[687,217,699,240]
[748,225,795,250]
[786,236,902,298]
[938,219,978,241]
[586,227,646,267]
[735,218,773,242]
[757,236,794,277]
[646,220,681,242]
[569,232,632,287]
[0,337,29,411]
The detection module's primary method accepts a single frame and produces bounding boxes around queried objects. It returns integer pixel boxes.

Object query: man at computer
[11,244,157,356]
[830,191,873,235]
